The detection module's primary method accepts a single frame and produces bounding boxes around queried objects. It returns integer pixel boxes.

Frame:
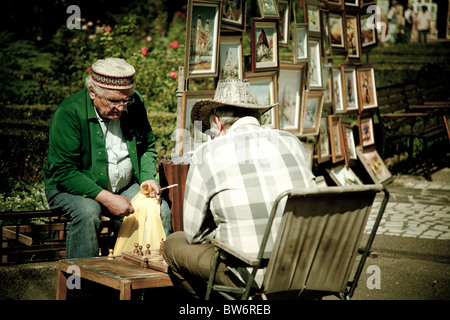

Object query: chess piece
[133,243,139,255]
[138,245,144,256]
[145,244,151,256]
[143,258,149,268]
[107,249,114,260]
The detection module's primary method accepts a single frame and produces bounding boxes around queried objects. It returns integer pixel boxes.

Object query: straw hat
[90,58,135,89]
[190,79,277,132]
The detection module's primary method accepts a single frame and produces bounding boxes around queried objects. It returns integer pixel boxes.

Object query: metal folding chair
[205,184,389,300]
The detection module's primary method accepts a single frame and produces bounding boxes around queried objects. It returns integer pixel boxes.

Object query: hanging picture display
[178,0,388,186]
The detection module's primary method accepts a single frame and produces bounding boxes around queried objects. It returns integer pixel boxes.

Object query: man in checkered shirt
[163,79,316,299]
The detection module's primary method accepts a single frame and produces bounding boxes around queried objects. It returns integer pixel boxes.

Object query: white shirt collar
[228,116,260,133]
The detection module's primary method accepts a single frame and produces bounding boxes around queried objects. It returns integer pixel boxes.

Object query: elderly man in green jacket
[43,58,172,259]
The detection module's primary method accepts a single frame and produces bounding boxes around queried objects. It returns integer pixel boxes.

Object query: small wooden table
[56,256,174,300]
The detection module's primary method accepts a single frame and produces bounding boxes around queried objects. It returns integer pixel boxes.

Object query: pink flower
[169,42,179,49]
[141,47,148,56]
[175,11,186,19]
[105,25,112,33]
[87,67,92,72]
[170,71,178,79]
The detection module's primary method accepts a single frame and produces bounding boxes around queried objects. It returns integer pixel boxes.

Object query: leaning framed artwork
[278,0,290,47]
[301,90,324,137]
[345,13,361,61]
[293,23,309,63]
[357,146,393,184]
[328,115,345,163]
[327,165,363,186]
[360,13,378,50]
[332,65,346,114]
[180,90,215,153]
[305,1,321,38]
[246,71,279,129]
[251,18,279,72]
[358,112,376,150]
[343,65,359,113]
[341,121,358,166]
[317,117,331,163]
[329,11,347,54]
[219,35,244,80]
[221,0,246,32]
[356,65,378,112]
[185,0,221,79]
[307,38,323,89]
[278,63,306,136]
[256,0,279,19]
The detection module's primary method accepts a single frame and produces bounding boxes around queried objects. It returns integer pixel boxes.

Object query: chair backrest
[262,185,382,296]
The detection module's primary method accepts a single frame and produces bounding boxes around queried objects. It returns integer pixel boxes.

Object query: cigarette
[159,184,178,191]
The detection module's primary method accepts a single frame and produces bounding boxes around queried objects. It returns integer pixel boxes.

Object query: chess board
[122,250,169,273]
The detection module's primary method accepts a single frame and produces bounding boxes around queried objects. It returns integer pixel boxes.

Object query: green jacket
[43,88,158,198]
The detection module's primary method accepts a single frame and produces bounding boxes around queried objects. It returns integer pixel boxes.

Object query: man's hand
[95,190,134,218]
[140,179,161,199]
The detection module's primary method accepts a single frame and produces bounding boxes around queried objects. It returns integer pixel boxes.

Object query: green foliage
[0,181,48,212]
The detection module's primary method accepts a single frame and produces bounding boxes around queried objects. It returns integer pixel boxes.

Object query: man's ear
[88,86,96,100]
[214,115,222,131]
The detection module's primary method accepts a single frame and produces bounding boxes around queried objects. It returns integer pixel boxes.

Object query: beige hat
[91,58,135,89]
[191,79,277,132]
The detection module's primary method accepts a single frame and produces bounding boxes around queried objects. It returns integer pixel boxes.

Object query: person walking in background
[404,3,413,43]
[416,6,431,43]
[386,0,399,43]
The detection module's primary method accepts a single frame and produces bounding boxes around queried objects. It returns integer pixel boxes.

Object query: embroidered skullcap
[91,58,135,89]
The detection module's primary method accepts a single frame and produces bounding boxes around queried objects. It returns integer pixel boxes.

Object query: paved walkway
[365,171,450,241]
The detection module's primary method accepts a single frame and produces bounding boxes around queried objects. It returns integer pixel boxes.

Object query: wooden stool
[56,256,174,300]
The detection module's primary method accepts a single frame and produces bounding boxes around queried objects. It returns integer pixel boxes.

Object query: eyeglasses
[103,95,135,108]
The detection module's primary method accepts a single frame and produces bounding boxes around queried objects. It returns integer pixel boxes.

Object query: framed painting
[219,35,244,80]
[356,65,378,112]
[345,13,361,61]
[185,0,221,79]
[320,9,333,59]
[358,112,376,150]
[293,23,309,63]
[328,115,345,163]
[332,65,346,114]
[317,117,331,163]
[307,38,323,89]
[278,0,291,47]
[322,65,334,107]
[256,0,279,19]
[341,121,358,166]
[343,65,359,113]
[327,165,363,186]
[180,90,215,154]
[246,71,279,129]
[301,90,324,137]
[251,18,279,72]
[278,63,306,136]
[329,12,347,53]
[305,2,321,38]
[221,0,246,32]
[360,13,378,49]
[356,146,393,184]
